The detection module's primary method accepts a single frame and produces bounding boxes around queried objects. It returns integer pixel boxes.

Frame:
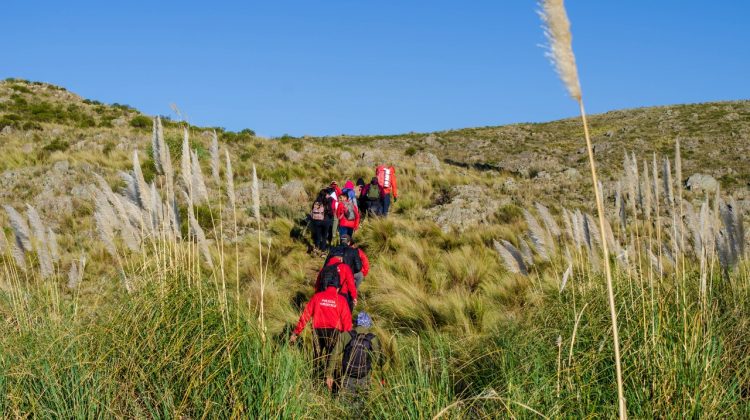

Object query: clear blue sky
[2,1,748,137]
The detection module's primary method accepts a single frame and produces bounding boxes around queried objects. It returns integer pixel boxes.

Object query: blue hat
[356,311,373,328]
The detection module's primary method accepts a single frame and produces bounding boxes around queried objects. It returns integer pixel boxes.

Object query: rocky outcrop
[428,185,509,233]
[686,173,719,192]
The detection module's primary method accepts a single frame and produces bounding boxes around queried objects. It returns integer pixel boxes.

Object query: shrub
[42,138,70,153]
[405,146,417,156]
[129,115,151,129]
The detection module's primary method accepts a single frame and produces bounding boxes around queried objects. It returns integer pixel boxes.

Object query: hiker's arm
[313,271,321,291]
[292,297,315,336]
[344,268,357,301]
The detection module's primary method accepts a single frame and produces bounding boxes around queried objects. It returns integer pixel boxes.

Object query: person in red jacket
[336,193,360,242]
[376,164,398,216]
[291,280,352,380]
[314,256,357,310]
[350,238,369,289]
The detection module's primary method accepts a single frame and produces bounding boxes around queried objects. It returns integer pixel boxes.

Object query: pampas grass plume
[210,130,220,183]
[539,0,581,100]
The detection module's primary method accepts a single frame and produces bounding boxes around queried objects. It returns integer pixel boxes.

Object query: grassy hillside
[0,78,748,417]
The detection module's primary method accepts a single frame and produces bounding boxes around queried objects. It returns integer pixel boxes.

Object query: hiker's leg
[353,272,364,289]
[382,194,391,216]
[338,225,348,242]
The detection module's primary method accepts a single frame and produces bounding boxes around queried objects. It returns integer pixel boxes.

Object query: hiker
[291,276,352,380]
[325,312,384,406]
[342,180,358,207]
[375,164,398,216]
[355,178,366,211]
[330,181,343,197]
[309,189,334,253]
[326,187,339,248]
[315,253,358,311]
[362,177,384,217]
[336,193,360,241]
[327,234,364,291]
[350,237,369,289]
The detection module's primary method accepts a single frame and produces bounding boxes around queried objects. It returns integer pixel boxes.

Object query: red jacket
[336,199,360,230]
[314,258,357,301]
[357,248,369,277]
[293,287,352,335]
[376,165,398,198]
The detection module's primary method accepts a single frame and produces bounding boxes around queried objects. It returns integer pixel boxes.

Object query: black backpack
[342,331,376,379]
[327,246,363,274]
[318,263,341,291]
[366,184,380,201]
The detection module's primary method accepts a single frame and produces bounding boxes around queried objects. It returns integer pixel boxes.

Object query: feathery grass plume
[67,255,86,289]
[225,150,235,209]
[631,153,643,212]
[642,161,652,220]
[577,210,591,251]
[132,151,151,213]
[674,139,683,190]
[716,230,731,278]
[47,227,59,263]
[119,171,140,207]
[539,2,624,411]
[4,205,32,252]
[181,127,192,191]
[151,117,163,175]
[519,237,535,266]
[570,210,590,249]
[150,182,161,230]
[684,201,702,257]
[732,202,745,256]
[191,150,210,204]
[10,234,26,271]
[562,207,574,241]
[585,213,602,247]
[615,181,626,230]
[210,130,220,183]
[535,202,561,237]
[93,191,118,258]
[252,164,261,224]
[493,240,528,275]
[603,216,621,256]
[188,209,213,269]
[663,157,674,206]
[26,204,53,278]
[524,208,551,260]
[170,198,182,240]
[719,201,739,267]
[652,153,660,210]
[157,116,169,174]
[560,262,572,293]
[539,0,581,100]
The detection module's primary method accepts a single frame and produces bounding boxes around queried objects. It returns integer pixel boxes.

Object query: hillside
[0,78,748,417]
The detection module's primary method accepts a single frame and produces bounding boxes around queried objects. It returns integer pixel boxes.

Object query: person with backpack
[342,180,358,207]
[290,278,352,380]
[325,312,384,403]
[309,189,334,254]
[362,177,384,217]
[350,237,369,289]
[375,164,398,216]
[327,234,364,291]
[315,254,358,311]
[336,193,360,241]
[355,178,367,212]
[326,187,339,248]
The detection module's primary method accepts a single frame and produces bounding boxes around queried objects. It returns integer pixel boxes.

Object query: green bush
[405,146,417,156]
[129,115,152,129]
[42,138,70,153]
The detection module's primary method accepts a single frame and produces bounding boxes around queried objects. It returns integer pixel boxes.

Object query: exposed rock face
[279,180,309,207]
[686,173,718,192]
[428,185,509,233]
[413,152,441,172]
[284,149,303,163]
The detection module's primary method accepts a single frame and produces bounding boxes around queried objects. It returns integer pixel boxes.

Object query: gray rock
[52,160,70,173]
[686,173,718,192]
[428,185,509,233]
[21,143,34,154]
[279,180,309,207]
[563,168,582,180]
[285,149,303,163]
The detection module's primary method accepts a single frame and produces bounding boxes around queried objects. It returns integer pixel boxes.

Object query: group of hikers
[290,164,398,404]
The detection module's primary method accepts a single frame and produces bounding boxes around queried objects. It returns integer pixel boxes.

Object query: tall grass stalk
[540,1,626,416]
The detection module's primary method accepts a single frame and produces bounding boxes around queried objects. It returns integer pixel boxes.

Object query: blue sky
[2,1,748,136]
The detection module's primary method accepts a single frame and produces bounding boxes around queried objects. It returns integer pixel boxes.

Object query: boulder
[284,149,303,163]
[686,173,718,192]
[279,180,309,207]
[428,185,510,233]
